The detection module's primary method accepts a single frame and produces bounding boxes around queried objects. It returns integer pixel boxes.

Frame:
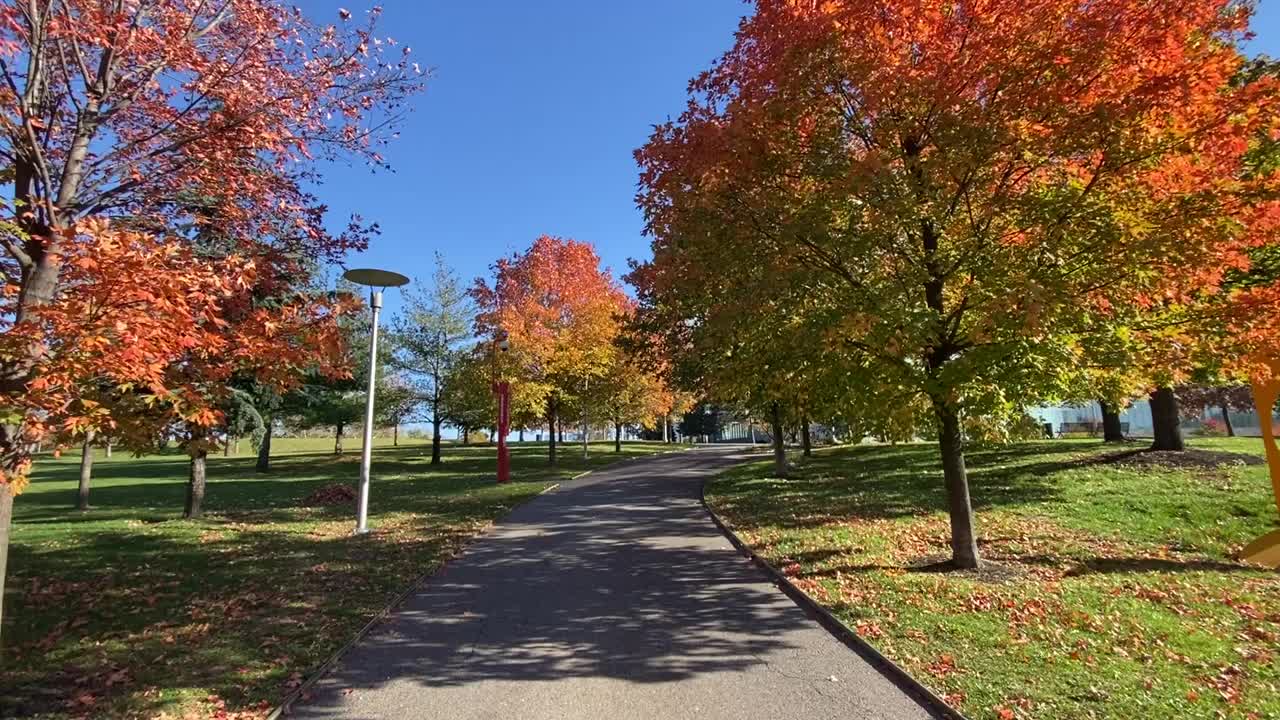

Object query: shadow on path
[293,448,938,720]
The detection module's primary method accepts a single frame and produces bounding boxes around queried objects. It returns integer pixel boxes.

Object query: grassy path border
[698,476,969,720]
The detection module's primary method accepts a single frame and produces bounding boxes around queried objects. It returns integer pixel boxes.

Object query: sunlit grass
[4,437,676,719]
[707,437,1280,720]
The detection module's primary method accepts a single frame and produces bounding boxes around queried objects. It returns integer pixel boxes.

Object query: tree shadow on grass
[714,441,1096,529]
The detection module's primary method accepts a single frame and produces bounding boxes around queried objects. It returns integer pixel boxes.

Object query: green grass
[706,437,1280,720]
[3,437,677,719]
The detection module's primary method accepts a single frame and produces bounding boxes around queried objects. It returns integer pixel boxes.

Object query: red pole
[495,380,511,484]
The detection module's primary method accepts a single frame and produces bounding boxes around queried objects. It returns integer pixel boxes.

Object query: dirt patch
[905,554,1027,583]
[1098,449,1265,471]
[302,483,357,506]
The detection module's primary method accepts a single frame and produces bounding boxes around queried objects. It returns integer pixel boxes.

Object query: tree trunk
[1100,401,1124,442]
[393,425,399,446]
[662,415,670,443]
[518,428,525,443]
[77,431,95,511]
[461,426,470,446]
[933,399,981,569]
[0,481,12,643]
[1150,387,1185,451]
[223,435,232,457]
[801,417,812,457]
[615,422,623,453]
[1220,403,1235,437]
[547,395,558,466]
[431,416,443,465]
[104,439,112,458]
[185,446,209,519]
[770,401,788,478]
[256,421,273,473]
[334,422,344,455]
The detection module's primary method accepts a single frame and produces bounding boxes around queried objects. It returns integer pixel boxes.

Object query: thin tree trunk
[662,415,670,443]
[431,416,443,465]
[185,445,209,519]
[770,401,788,478]
[933,399,981,568]
[518,428,525,443]
[234,438,240,455]
[77,431,95,511]
[1100,401,1124,442]
[334,422,344,455]
[256,421,273,473]
[1220,403,1235,437]
[0,481,12,643]
[615,422,623,453]
[393,425,399,446]
[801,416,812,457]
[104,439,112,458]
[1150,387,1185,451]
[547,395,558,466]
[223,435,232,457]
[461,426,470,446]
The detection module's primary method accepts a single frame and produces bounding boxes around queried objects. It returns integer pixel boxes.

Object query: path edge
[266,447,670,719]
[699,478,970,720]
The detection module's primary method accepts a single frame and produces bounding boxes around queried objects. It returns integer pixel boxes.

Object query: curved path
[292,446,938,720]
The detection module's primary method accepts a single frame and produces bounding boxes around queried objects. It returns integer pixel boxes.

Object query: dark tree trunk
[770,401,788,478]
[518,428,525,443]
[1220,403,1235,437]
[461,426,470,446]
[223,435,232,457]
[256,421,272,473]
[393,425,399,446]
[431,416,443,465]
[77,431,94,511]
[334,422,344,455]
[1150,387,1185,451]
[1100,401,1124,442]
[801,417,812,457]
[185,446,209,519]
[615,422,623,453]
[933,399,981,569]
[547,395,558,466]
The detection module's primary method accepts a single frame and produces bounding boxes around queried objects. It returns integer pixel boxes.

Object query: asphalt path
[291,446,939,720]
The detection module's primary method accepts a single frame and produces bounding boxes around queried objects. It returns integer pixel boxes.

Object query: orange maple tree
[472,236,631,465]
[0,0,424,632]
[633,0,1280,568]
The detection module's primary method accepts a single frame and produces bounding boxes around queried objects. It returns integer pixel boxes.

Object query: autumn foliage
[472,236,632,463]
[633,0,1280,567]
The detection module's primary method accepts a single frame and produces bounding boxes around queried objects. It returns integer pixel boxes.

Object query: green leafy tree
[391,254,472,463]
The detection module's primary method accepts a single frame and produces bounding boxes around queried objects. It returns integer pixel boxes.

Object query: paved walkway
[292,447,938,719]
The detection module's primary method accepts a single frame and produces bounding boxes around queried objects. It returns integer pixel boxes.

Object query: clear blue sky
[298,0,748,315]
[300,0,1279,316]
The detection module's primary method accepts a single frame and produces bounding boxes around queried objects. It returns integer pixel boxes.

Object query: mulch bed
[302,483,357,506]
[1099,448,1265,471]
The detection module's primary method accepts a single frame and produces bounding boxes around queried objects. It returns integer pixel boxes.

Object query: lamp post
[492,331,511,484]
[342,268,409,535]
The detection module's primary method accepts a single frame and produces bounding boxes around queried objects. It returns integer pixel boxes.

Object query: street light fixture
[342,267,410,535]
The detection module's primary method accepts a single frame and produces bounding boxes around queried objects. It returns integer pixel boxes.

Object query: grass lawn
[3,437,677,719]
[706,437,1280,720]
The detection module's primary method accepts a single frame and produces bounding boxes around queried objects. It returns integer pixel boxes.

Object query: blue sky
[299,0,748,314]
[301,0,1280,316]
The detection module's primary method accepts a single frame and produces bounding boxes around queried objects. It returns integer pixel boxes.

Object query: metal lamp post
[342,268,410,535]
